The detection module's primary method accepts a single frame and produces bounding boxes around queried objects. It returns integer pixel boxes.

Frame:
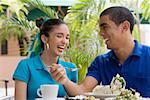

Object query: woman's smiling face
[47,24,70,56]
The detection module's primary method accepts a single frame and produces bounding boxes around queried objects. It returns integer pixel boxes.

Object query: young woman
[13,18,78,100]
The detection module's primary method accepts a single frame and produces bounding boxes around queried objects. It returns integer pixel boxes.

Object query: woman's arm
[50,64,98,96]
[14,80,27,100]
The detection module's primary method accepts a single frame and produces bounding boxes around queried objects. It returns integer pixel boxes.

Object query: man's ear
[41,34,48,43]
[122,20,130,32]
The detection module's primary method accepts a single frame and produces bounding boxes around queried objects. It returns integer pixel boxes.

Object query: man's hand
[50,64,69,85]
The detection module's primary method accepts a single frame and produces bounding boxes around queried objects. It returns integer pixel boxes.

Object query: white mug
[37,84,59,100]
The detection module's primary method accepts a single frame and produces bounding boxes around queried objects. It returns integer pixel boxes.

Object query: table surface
[35,98,65,100]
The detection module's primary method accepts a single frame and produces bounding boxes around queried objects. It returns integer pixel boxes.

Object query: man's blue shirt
[87,40,150,97]
[13,55,78,100]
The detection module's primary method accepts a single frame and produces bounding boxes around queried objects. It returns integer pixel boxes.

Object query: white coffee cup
[37,84,59,100]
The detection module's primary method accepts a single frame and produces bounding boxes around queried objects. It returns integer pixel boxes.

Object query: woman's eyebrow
[56,33,70,36]
[56,33,63,35]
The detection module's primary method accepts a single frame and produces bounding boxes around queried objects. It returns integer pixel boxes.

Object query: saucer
[35,98,65,100]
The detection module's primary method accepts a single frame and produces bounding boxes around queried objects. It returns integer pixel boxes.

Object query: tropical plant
[64,0,107,83]
[0,0,33,55]
[0,16,38,55]
[20,0,56,19]
[141,0,150,22]
[0,0,28,19]
[0,0,56,55]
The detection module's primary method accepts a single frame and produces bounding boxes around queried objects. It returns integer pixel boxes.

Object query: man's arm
[63,76,98,96]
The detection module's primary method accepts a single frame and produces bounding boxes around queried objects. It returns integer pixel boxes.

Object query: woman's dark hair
[35,17,45,28]
[36,18,66,37]
[100,6,135,33]
[35,18,66,49]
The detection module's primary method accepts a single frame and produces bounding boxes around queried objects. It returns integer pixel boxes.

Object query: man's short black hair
[100,6,135,33]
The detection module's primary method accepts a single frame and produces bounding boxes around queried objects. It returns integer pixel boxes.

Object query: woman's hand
[50,64,69,85]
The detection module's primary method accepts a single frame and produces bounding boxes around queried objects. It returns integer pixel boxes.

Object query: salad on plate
[89,74,141,99]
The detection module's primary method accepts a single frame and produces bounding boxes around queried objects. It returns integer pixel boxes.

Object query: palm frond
[64,0,106,82]
[20,0,56,18]
[141,0,150,22]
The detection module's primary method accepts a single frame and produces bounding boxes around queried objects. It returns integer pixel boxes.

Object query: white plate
[84,92,119,99]
[105,97,150,100]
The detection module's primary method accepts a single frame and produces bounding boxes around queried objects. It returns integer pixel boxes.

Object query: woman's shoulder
[18,55,39,66]
[19,56,34,62]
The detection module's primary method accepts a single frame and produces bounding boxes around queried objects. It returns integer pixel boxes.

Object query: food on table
[116,88,141,100]
[110,74,126,94]
[93,85,112,94]
[93,74,126,95]
[93,74,141,99]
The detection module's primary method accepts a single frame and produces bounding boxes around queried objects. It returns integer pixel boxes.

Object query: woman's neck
[40,51,58,67]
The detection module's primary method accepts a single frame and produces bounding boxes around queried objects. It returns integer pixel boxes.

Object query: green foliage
[132,26,141,42]
[20,0,56,19]
[141,0,150,22]
[0,15,38,55]
[64,0,106,83]
[1,0,28,19]
[0,0,56,55]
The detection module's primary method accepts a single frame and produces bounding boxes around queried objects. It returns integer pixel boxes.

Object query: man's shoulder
[141,44,150,49]
[140,44,150,54]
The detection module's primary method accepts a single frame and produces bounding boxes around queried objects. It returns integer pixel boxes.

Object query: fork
[64,67,81,72]
[46,65,80,72]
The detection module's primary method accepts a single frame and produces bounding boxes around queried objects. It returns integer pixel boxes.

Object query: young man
[50,6,150,97]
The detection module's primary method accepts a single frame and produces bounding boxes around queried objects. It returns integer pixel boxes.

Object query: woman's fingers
[55,67,65,81]
[50,64,68,84]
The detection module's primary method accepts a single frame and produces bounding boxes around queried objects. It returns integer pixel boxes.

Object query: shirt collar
[131,40,142,57]
[109,40,142,60]
[34,55,61,70]
[33,55,45,70]
[109,51,118,61]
